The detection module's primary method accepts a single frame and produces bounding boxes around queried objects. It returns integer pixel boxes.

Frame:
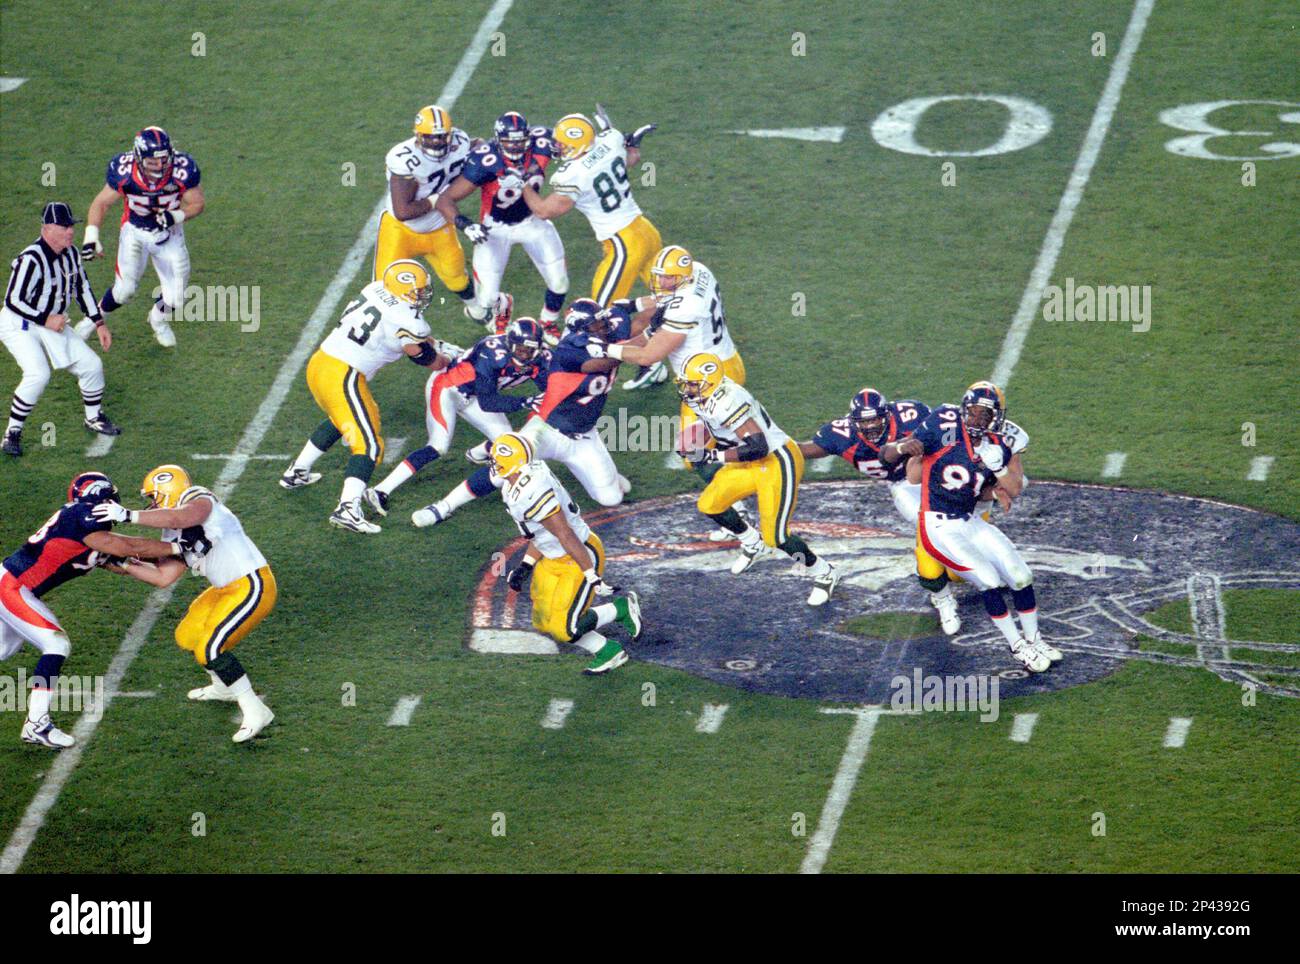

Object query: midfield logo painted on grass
[469,481,1300,702]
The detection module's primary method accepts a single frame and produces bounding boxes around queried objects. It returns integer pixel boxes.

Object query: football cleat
[582,639,628,675]
[465,442,491,465]
[329,500,380,534]
[84,413,122,436]
[21,715,75,749]
[363,487,389,517]
[1029,633,1063,663]
[279,466,321,490]
[491,292,514,335]
[930,589,962,635]
[1010,637,1051,673]
[188,682,237,702]
[2,429,22,457]
[232,703,274,743]
[730,539,771,575]
[622,361,668,391]
[412,502,449,528]
[150,316,176,348]
[808,565,838,607]
[618,590,643,641]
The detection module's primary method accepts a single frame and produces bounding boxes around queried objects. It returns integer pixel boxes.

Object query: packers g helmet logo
[678,353,725,400]
[382,259,433,310]
[142,463,192,509]
[489,433,534,480]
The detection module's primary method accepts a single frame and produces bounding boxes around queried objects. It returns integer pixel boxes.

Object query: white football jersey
[502,461,592,562]
[999,419,1029,454]
[655,262,737,374]
[548,129,643,241]
[320,281,431,380]
[384,131,473,234]
[685,378,789,454]
[163,487,268,589]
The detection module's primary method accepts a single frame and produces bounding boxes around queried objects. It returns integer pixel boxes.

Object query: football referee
[1,202,121,457]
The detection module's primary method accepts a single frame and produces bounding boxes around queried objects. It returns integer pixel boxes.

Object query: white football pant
[917,511,1032,592]
[0,576,71,659]
[471,216,567,314]
[426,373,513,452]
[111,222,191,314]
[518,417,623,507]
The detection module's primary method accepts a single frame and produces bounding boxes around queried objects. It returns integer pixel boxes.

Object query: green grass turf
[0,0,1295,872]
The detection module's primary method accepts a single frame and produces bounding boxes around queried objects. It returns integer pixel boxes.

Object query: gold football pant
[680,352,746,465]
[374,213,470,295]
[306,350,384,463]
[591,215,662,305]
[697,439,803,547]
[175,566,277,666]
[531,534,605,643]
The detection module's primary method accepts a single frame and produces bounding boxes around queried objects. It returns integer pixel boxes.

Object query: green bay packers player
[675,354,837,606]
[492,433,641,675]
[375,106,477,307]
[281,260,451,533]
[93,466,277,743]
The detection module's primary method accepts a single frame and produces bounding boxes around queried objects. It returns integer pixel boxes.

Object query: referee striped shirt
[3,237,102,329]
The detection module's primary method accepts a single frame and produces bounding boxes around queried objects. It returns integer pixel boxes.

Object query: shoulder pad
[178,486,215,506]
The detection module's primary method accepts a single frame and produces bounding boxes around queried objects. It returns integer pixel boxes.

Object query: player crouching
[491,433,640,674]
[94,465,277,742]
[677,354,837,606]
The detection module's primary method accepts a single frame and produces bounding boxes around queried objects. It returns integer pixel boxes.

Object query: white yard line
[1009,712,1039,743]
[540,699,574,730]
[802,707,885,874]
[990,0,1156,388]
[729,127,846,143]
[85,434,116,458]
[811,456,835,474]
[382,437,407,466]
[695,703,729,734]
[1162,717,1192,748]
[190,453,290,461]
[386,696,422,727]
[1246,456,1274,481]
[0,78,27,93]
[1187,573,1229,662]
[1101,451,1127,478]
[0,0,515,876]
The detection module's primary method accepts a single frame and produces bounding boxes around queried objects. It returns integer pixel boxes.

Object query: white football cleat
[931,590,962,635]
[730,540,771,575]
[709,528,736,543]
[74,318,97,340]
[329,500,381,534]
[363,487,389,517]
[617,474,631,495]
[465,442,491,465]
[1029,633,1063,663]
[188,682,237,702]
[808,565,838,607]
[1010,637,1051,673]
[412,502,449,528]
[150,317,177,347]
[279,466,321,490]
[232,703,274,743]
[21,715,75,749]
[490,292,514,335]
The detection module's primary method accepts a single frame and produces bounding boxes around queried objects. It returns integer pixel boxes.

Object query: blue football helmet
[67,471,119,506]
[849,387,890,443]
[507,317,544,362]
[493,111,530,163]
[563,298,608,337]
[961,382,1005,439]
[133,126,173,185]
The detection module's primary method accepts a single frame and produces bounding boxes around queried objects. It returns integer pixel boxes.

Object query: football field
[0,0,1296,875]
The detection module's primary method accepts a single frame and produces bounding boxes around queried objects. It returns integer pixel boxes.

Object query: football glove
[522,394,543,415]
[81,226,103,260]
[91,501,135,524]
[154,208,185,230]
[506,558,534,592]
[455,215,490,244]
[975,439,1006,474]
[583,569,615,597]
[625,124,657,148]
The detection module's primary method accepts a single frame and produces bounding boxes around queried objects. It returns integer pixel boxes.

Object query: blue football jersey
[811,399,930,482]
[106,150,200,231]
[462,128,554,225]
[536,310,631,435]
[911,404,1014,518]
[3,502,111,597]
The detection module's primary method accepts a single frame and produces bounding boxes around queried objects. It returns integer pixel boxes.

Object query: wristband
[455,214,471,231]
[93,316,106,329]
[171,209,187,226]
[582,568,599,584]
[168,541,182,556]
[84,225,99,245]
[606,344,625,361]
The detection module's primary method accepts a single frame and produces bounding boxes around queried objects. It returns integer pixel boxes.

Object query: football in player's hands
[975,439,1005,473]
[676,419,713,459]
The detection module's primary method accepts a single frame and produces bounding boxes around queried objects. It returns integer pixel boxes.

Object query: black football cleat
[2,429,22,457]
[84,413,122,436]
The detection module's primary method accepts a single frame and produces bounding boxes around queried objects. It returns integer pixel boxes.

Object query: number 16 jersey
[320,281,431,379]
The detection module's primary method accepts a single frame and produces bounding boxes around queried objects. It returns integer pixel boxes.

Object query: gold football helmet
[141,464,192,509]
[677,353,725,401]
[382,259,434,311]
[650,245,694,298]
[489,433,535,481]
[413,105,454,158]
[552,113,596,162]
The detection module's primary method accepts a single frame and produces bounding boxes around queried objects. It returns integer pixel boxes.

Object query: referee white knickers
[0,307,105,417]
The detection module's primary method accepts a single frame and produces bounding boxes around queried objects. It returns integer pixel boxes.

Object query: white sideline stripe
[190,453,290,461]
[1163,717,1192,748]
[0,0,515,876]
[1247,456,1273,481]
[85,434,115,458]
[729,126,846,143]
[695,703,729,734]
[541,699,574,730]
[387,696,422,727]
[1101,451,1127,478]
[0,78,27,93]
[990,0,1155,388]
[1187,572,1229,662]
[1009,712,1039,743]
[469,627,558,655]
[811,456,835,474]
[383,437,407,466]
[802,707,884,874]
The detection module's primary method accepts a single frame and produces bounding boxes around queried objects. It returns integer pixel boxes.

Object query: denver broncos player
[435,112,566,334]
[412,299,632,527]
[677,353,837,606]
[81,127,204,348]
[94,465,277,742]
[365,318,550,515]
[280,260,452,533]
[883,383,1059,673]
[376,105,477,308]
[797,389,961,632]
[2,473,182,748]
[490,433,641,674]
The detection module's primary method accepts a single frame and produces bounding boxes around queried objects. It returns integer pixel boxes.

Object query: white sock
[933,584,954,602]
[377,461,414,495]
[148,302,170,325]
[443,480,477,513]
[465,301,488,322]
[294,440,326,471]
[539,307,560,323]
[227,674,266,717]
[6,418,23,434]
[991,613,1022,646]
[591,602,618,629]
[1018,608,1039,640]
[83,403,101,421]
[738,525,764,550]
[573,631,605,654]
[340,476,365,506]
[27,686,52,723]
[808,556,832,577]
